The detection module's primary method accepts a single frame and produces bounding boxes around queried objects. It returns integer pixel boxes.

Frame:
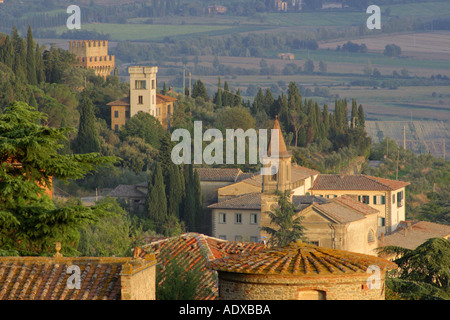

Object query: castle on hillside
[69,40,115,79]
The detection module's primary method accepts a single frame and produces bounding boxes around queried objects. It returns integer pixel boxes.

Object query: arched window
[367,229,375,243]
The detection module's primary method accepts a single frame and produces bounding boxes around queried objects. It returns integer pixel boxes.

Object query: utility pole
[396,149,399,180]
[188,71,191,97]
[403,126,406,149]
[182,65,185,96]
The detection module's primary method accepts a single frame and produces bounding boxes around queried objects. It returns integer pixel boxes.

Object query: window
[235,235,243,241]
[368,229,375,243]
[250,213,257,225]
[250,236,258,242]
[397,191,404,207]
[152,79,155,89]
[218,212,226,224]
[219,235,227,240]
[235,213,242,224]
[373,195,386,205]
[358,195,370,204]
[327,194,337,199]
[392,194,396,204]
[311,241,319,246]
[114,110,119,118]
[135,80,146,89]
[378,217,385,227]
[114,124,119,132]
[138,96,143,105]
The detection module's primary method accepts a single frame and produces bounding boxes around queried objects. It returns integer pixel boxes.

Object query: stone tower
[128,66,158,118]
[69,40,115,79]
[260,116,294,242]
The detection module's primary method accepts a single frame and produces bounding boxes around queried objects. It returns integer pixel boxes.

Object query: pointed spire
[268,116,290,157]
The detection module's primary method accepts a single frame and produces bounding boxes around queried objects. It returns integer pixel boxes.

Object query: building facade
[69,40,115,79]
[309,175,410,235]
[106,66,177,131]
[208,240,397,300]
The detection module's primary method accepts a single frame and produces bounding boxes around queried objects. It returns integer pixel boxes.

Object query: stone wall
[217,272,386,300]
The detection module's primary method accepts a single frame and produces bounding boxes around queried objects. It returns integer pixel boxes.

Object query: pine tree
[26,26,37,85]
[73,96,100,154]
[252,88,265,114]
[0,101,117,255]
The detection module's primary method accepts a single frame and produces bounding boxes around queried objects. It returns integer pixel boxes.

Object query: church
[207,117,410,256]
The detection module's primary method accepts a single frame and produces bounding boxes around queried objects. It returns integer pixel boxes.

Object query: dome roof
[207,241,396,276]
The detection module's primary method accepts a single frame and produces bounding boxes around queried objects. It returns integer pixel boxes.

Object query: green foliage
[120,112,165,149]
[146,163,167,234]
[261,191,307,247]
[156,252,211,300]
[73,95,100,154]
[77,197,133,257]
[0,101,118,255]
[379,238,450,300]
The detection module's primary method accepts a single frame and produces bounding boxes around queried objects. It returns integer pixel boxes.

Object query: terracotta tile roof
[106,97,130,106]
[379,220,450,250]
[156,94,178,104]
[310,174,410,191]
[141,233,265,300]
[108,184,146,198]
[208,241,397,276]
[0,256,145,300]
[311,201,367,224]
[196,168,243,182]
[207,193,261,210]
[332,195,379,215]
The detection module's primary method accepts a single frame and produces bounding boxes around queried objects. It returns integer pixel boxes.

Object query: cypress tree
[11,27,27,83]
[214,77,222,107]
[351,99,358,128]
[147,163,167,234]
[182,164,196,231]
[358,104,365,128]
[264,88,274,115]
[73,96,100,154]
[193,169,203,233]
[234,88,242,107]
[0,35,14,68]
[253,88,265,114]
[223,81,230,107]
[35,43,45,84]
[26,26,37,85]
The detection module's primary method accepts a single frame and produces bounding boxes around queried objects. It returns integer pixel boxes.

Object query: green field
[48,23,237,41]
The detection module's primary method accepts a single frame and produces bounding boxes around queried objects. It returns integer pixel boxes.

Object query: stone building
[69,40,115,79]
[0,247,157,300]
[207,240,397,300]
[309,174,410,235]
[106,66,177,130]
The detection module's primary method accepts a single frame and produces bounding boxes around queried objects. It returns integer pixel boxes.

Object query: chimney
[406,220,412,230]
[120,252,157,300]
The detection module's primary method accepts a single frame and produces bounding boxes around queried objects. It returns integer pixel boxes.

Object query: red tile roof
[156,94,178,104]
[106,97,130,106]
[379,220,450,250]
[141,233,265,300]
[196,168,243,182]
[208,241,397,276]
[310,174,410,191]
[208,193,261,210]
[0,256,150,300]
